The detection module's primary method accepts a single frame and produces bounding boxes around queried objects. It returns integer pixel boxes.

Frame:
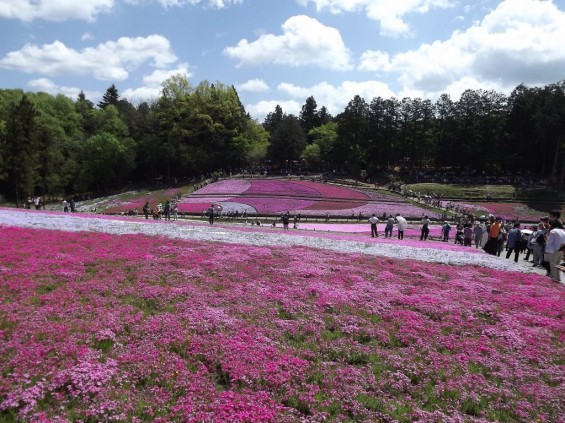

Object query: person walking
[143,202,150,219]
[505,222,522,262]
[369,214,379,238]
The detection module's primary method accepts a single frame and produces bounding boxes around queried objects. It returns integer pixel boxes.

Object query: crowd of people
[481,210,565,283]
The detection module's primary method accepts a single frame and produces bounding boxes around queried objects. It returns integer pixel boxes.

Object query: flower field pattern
[1,214,564,421]
[180,179,439,218]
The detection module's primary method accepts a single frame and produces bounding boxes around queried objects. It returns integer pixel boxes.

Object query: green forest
[0,75,564,204]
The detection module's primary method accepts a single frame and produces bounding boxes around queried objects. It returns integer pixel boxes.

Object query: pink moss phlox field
[1,226,564,422]
[103,188,182,214]
[184,179,438,218]
[480,202,557,221]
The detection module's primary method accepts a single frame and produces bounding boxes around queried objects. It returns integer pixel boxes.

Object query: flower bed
[192,179,251,195]
[0,223,562,422]
[479,202,555,221]
[185,179,438,218]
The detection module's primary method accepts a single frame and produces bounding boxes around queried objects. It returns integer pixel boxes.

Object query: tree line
[0,75,564,204]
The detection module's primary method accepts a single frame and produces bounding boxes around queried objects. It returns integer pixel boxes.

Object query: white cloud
[0,0,243,22]
[245,100,302,121]
[296,0,453,37]
[358,0,565,100]
[278,80,395,115]
[81,32,95,41]
[0,35,178,81]
[246,80,395,121]
[236,79,270,93]
[122,63,192,101]
[27,77,99,100]
[223,15,353,71]
[0,0,115,22]
[157,0,242,8]
[358,50,392,72]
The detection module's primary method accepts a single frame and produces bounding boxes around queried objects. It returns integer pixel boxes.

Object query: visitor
[454,224,464,245]
[484,217,503,255]
[143,202,150,219]
[369,214,379,238]
[505,222,522,262]
[282,211,290,230]
[441,221,451,242]
[420,215,430,241]
[523,225,537,262]
[207,205,215,225]
[532,222,546,267]
[396,214,407,240]
[473,221,484,248]
[385,215,395,238]
[463,224,473,247]
[164,201,171,220]
[544,220,565,282]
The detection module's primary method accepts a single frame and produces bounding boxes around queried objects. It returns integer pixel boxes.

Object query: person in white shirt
[544,222,565,283]
[396,214,407,240]
[369,214,379,238]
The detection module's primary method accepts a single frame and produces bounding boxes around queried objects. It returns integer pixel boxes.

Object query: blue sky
[1,0,565,122]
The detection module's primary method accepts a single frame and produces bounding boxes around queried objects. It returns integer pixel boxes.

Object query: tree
[434,94,457,169]
[267,114,306,169]
[78,133,126,192]
[308,122,338,170]
[98,84,119,109]
[300,143,321,169]
[233,119,269,166]
[3,95,38,206]
[299,96,319,140]
[334,95,370,174]
[263,105,284,135]
[317,106,332,126]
